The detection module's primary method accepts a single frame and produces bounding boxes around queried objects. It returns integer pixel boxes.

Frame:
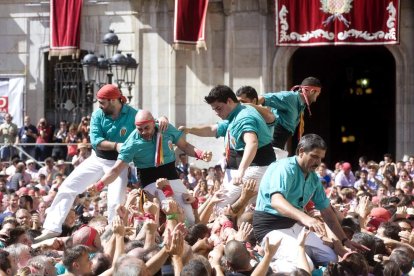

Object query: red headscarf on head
[96,84,127,103]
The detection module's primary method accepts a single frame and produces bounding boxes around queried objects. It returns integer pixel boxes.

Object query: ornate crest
[168,140,174,151]
[320,0,353,27]
[120,127,127,137]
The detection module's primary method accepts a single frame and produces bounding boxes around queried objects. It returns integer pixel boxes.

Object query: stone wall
[0,0,412,164]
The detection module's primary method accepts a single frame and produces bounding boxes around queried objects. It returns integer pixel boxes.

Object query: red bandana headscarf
[97,84,127,103]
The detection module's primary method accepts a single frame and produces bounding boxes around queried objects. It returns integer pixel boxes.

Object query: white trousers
[43,152,128,233]
[264,223,337,273]
[215,166,269,212]
[274,147,289,160]
[144,179,195,225]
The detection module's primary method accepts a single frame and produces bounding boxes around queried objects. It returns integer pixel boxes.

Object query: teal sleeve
[165,124,183,144]
[118,132,137,163]
[89,111,104,149]
[216,121,228,138]
[313,179,331,210]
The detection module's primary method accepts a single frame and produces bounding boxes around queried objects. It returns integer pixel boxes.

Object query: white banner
[0,78,24,127]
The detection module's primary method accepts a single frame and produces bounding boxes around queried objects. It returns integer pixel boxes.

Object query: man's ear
[73,261,80,270]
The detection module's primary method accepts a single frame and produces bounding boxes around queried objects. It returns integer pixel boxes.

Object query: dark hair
[301,77,321,87]
[0,249,11,273]
[389,249,412,273]
[235,86,259,102]
[20,195,33,209]
[91,253,111,275]
[185,224,210,246]
[63,245,89,273]
[379,222,401,241]
[296,134,327,155]
[204,85,239,104]
[7,227,26,246]
[351,232,375,265]
[324,253,368,276]
[125,239,145,253]
[181,259,209,276]
[382,260,401,276]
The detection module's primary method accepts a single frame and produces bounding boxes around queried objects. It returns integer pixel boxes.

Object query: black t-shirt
[18,124,38,143]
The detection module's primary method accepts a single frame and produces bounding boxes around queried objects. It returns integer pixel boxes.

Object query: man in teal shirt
[257,77,322,158]
[253,134,367,272]
[180,85,275,211]
[36,85,168,242]
[91,109,212,224]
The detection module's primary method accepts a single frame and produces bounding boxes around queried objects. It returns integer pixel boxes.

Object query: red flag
[50,0,83,57]
[155,132,164,167]
[173,0,209,51]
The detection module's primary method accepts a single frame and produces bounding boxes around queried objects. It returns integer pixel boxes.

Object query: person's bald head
[135,110,154,124]
[135,110,156,140]
[224,240,251,271]
[72,226,102,252]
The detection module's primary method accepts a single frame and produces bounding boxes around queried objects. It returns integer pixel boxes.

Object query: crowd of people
[0,112,91,163]
[0,81,413,276]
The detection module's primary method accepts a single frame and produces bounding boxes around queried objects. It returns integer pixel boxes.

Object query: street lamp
[110,50,127,88]
[125,53,139,103]
[81,29,138,103]
[81,51,98,102]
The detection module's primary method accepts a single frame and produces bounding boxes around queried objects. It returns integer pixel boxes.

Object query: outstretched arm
[175,137,212,162]
[89,159,129,193]
[243,103,275,124]
[178,124,218,137]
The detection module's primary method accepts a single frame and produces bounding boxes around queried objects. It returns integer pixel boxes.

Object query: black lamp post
[81,29,138,103]
[125,53,139,103]
[81,51,98,103]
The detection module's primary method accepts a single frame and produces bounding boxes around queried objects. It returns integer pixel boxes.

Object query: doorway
[291,46,396,167]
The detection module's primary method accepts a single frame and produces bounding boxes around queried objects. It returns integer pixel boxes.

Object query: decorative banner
[173,0,209,51]
[0,78,24,127]
[0,97,8,113]
[275,0,400,46]
[50,0,83,57]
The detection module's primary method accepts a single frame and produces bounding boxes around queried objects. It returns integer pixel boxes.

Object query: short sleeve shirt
[262,91,306,134]
[89,104,138,149]
[256,156,330,216]
[216,104,272,151]
[118,124,183,168]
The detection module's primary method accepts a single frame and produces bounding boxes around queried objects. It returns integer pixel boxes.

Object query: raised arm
[175,137,212,162]
[89,159,129,193]
[178,124,218,137]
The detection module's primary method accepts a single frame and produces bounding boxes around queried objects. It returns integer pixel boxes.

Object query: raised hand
[157,116,169,132]
[264,236,282,258]
[156,178,170,190]
[235,222,253,242]
[201,151,213,162]
[112,215,125,236]
[241,179,257,200]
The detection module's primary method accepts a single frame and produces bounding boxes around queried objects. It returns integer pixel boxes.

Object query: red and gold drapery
[50,0,83,57]
[275,0,400,46]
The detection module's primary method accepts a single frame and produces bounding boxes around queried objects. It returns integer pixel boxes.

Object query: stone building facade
[0,0,413,164]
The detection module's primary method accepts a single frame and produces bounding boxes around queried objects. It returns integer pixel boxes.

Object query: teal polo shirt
[118,123,182,169]
[262,91,306,134]
[256,156,330,216]
[216,104,272,151]
[90,104,138,149]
